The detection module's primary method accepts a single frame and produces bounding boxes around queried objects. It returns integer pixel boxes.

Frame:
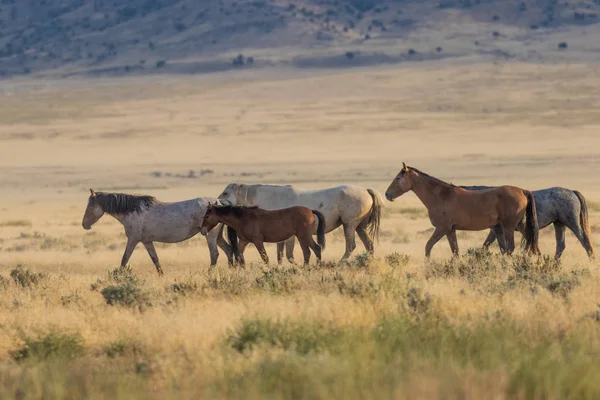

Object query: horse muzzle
[82,223,91,230]
[200,228,208,236]
[385,192,395,202]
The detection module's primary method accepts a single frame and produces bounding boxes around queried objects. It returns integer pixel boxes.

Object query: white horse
[217,183,384,262]
[81,189,233,275]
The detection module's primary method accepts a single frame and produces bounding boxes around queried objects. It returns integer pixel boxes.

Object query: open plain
[1,60,600,398]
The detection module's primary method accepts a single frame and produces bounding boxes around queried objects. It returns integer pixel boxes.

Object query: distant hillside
[1,0,599,78]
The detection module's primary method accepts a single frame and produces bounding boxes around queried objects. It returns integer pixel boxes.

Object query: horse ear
[402,162,407,170]
[90,188,96,197]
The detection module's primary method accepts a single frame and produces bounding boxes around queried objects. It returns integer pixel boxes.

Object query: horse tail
[311,209,326,250]
[573,190,594,257]
[226,226,239,258]
[522,190,540,255]
[366,189,384,243]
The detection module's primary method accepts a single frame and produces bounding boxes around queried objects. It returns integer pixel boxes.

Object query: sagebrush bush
[255,266,302,294]
[91,266,144,291]
[349,252,373,268]
[169,280,199,296]
[227,318,353,355]
[384,252,410,268]
[0,275,9,289]
[104,339,144,358]
[10,264,45,288]
[11,331,85,362]
[101,283,150,309]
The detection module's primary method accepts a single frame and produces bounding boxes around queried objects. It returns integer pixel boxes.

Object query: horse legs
[356,225,374,255]
[298,239,312,265]
[563,217,594,259]
[120,238,139,269]
[310,239,322,263]
[276,238,295,264]
[205,226,221,267]
[482,227,497,249]
[446,230,459,257]
[340,223,357,261]
[425,227,447,258]
[277,242,285,265]
[285,237,295,263]
[143,242,163,275]
[494,224,508,254]
[503,224,517,255]
[254,241,269,264]
[553,222,567,260]
[565,219,594,259]
[214,224,234,266]
[298,233,321,265]
[236,239,249,267]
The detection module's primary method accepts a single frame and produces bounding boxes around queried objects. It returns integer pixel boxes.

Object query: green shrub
[104,339,144,358]
[101,283,150,308]
[10,264,45,288]
[349,252,373,268]
[385,252,410,268]
[169,280,199,296]
[227,318,352,355]
[91,266,143,291]
[11,331,85,362]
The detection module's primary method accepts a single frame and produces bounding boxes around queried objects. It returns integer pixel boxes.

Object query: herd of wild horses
[81,163,594,275]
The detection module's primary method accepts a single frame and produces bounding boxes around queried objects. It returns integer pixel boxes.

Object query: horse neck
[410,173,454,209]
[214,212,244,230]
[105,211,129,226]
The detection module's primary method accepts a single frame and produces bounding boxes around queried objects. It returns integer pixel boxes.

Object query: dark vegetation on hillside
[0,0,598,77]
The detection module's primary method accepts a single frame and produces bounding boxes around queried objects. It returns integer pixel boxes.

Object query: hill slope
[1,0,600,78]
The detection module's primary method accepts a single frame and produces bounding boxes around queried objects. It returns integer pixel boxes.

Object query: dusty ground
[0,61,599,398]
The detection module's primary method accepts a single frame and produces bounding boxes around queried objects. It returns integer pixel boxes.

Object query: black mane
[409,166,457,188]
[214,205,259,217]
[95,192,156,214]
[460,185,493,191]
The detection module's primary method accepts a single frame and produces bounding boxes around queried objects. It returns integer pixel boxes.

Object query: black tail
[573,190,594,258]
[366,189,384,243]
[311,209,326,250]
[522,190,540,255]
[227,226,239,258]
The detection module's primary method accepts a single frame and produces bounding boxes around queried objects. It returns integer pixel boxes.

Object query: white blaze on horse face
[82,201,104,229]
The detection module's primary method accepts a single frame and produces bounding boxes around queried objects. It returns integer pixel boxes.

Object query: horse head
[82,188,105,229]
[385,162,414,201]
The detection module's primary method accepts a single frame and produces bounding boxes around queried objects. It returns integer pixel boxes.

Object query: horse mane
[409,166,457,188]
[95,192,157,214]
[214,205,259,217]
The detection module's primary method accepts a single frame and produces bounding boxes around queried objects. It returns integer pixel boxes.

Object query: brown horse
[384,163,540,257]
[200,204,326,266]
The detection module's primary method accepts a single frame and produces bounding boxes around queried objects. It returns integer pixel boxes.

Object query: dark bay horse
[384,163,540,257]
[200,204,326,266]
[217,183,383,263]
[81,190,233,275]
[462,185,594,259]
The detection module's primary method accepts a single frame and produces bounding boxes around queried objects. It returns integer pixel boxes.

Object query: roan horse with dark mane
[81,190,233,275]
[462,185,594,259]
[385,163,540,257]
[200,204,326,266]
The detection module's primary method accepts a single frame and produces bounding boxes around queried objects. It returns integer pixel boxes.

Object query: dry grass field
[1,60,600,399]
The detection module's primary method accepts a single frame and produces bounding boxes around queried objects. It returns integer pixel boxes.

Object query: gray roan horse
[81,189,233,275]
[463,186,594,259]
[217,183,384,263]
